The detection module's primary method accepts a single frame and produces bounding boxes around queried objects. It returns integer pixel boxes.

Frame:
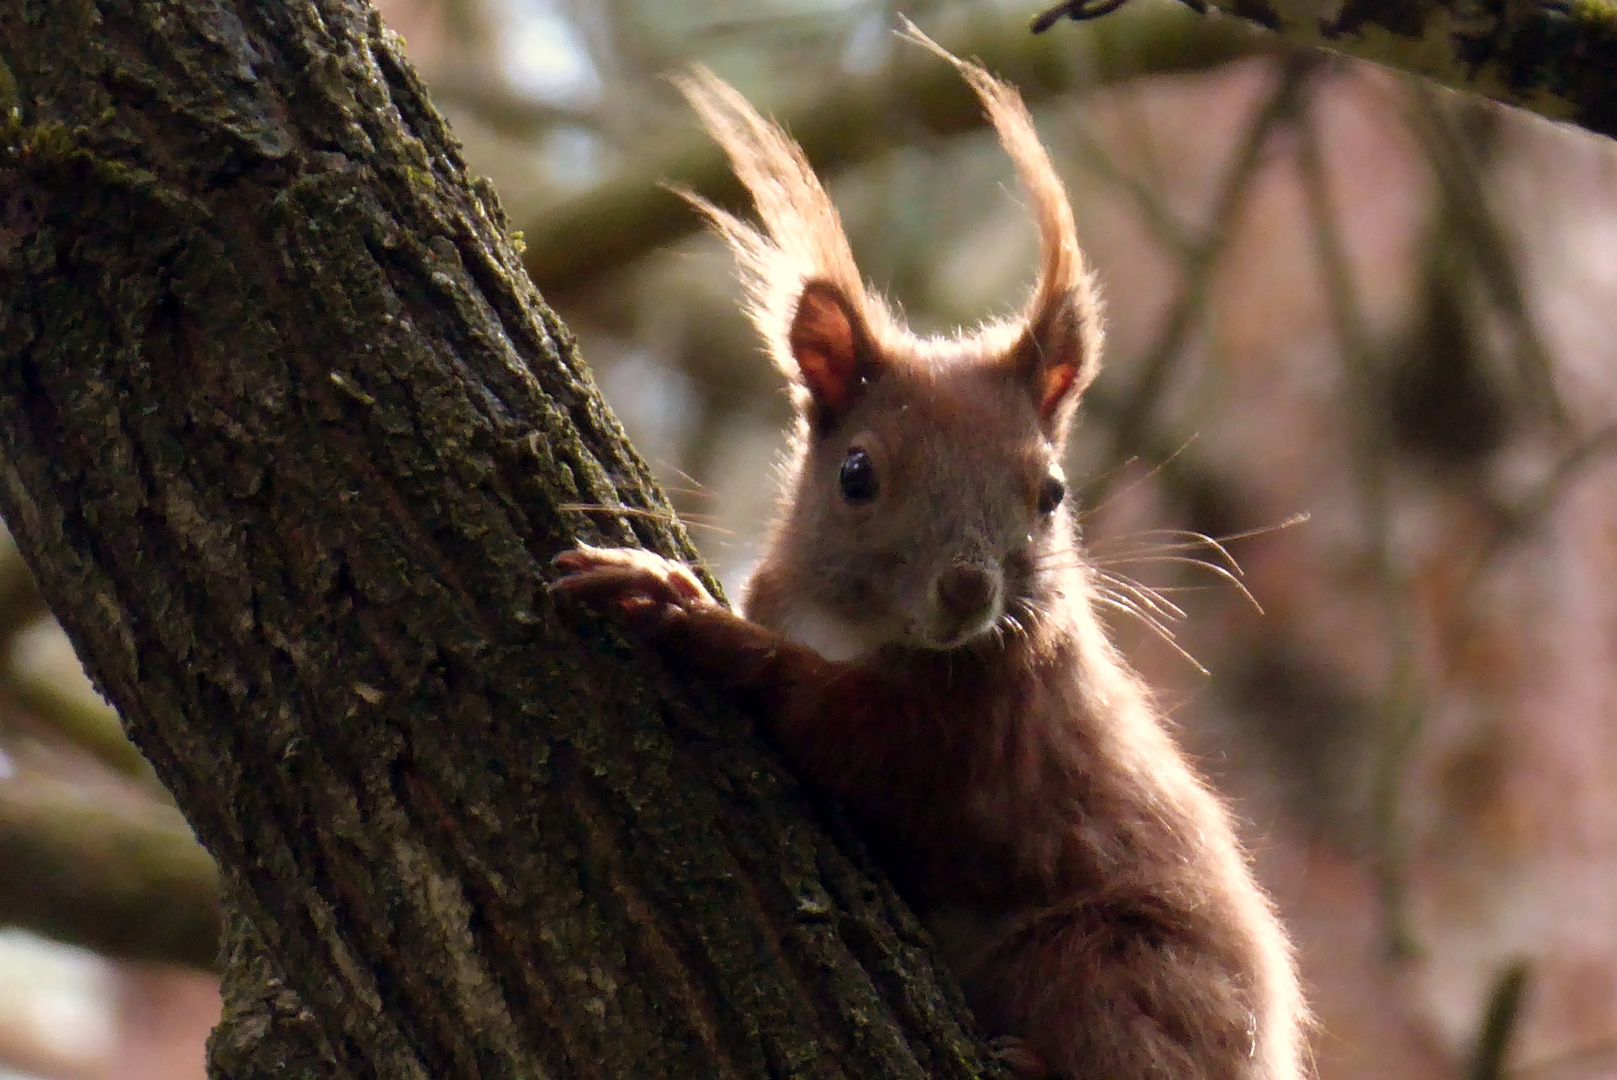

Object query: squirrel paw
[551,545,717,629]
[988,1036,1055,1079]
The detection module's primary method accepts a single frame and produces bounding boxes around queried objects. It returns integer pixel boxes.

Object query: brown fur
[556,29,1307,1079]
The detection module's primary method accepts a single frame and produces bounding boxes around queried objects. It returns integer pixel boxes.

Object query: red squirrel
[553,30,1308,1080]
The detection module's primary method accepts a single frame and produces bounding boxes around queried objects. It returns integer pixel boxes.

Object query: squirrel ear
[788,279,873,426]
[1015,298,1096,441]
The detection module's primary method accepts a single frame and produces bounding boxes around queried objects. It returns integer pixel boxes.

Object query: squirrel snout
[938,564,996,618]
[933,563,1002,644]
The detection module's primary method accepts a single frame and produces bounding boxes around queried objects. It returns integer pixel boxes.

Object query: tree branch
[1036,0,1617,143]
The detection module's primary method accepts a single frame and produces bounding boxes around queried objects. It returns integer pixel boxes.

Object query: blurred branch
[1468,959,1530,1080]
[428,68,592,138]
[0,775,220,971]
[1,538,156,786]
[1296,81,1427,960]
[1036,0,1617,143]
[0,539,46,661]
[1,668,157,787]
[1081,384,1252,535]
[1066,115,1196,253]
[1481,420,1617,560]
[523,3,1273,293]
[1403,86,1565,427]
[439,0,493,51]
[1058,56,1318,530]
[1107,54,1315,463]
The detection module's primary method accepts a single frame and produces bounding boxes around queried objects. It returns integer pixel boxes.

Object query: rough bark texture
[0,3,997,1077]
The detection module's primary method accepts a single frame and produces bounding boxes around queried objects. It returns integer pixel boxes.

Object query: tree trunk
[0,3,996,1077]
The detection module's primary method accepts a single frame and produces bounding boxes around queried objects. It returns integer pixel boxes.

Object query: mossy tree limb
[1040,0,1617,141]
[0,2,997,1077]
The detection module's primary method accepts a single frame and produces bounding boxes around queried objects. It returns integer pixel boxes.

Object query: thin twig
[1107,53,1317,473]
[1492,421,1617,554]
[1064,115,1195,254]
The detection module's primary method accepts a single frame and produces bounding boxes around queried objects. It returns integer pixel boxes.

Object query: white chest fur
[763,601,877,663]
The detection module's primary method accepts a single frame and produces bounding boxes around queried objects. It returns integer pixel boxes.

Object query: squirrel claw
[551,545,715,626]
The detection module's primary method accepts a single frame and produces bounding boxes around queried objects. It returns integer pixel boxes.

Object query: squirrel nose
[936,564,997,623]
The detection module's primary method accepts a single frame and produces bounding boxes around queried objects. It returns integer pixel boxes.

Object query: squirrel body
[555,30,1307,1080]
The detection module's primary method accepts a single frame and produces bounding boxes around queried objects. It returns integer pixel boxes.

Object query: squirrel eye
[1038,475,1066,515]
[839,447,878,504]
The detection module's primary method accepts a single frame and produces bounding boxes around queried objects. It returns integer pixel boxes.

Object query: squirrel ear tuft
[901,26,1103,441]
[788,280,873,426]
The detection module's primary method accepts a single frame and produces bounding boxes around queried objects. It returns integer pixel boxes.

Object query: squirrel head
[675,27,1103,660]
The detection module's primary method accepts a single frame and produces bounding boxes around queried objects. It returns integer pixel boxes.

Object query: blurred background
[4,0,1616,1077]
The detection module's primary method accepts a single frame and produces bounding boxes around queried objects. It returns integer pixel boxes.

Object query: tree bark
[1037,0,1617,143]
[0,3,996,1077]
